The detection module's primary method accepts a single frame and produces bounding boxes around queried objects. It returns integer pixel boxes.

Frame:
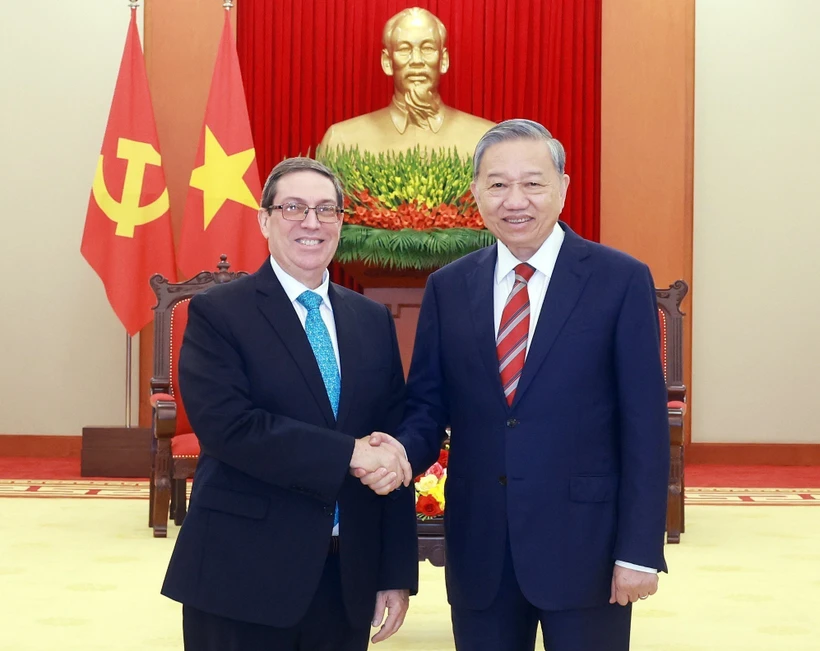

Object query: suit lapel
[328,284,359,431]
[513,225,592,407]
[254,262,336,427]
[467,245,509,410]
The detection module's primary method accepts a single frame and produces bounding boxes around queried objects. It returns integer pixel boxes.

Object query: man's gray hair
[473,119,567,178]
[260,157,344,212]
[383,7,447,48]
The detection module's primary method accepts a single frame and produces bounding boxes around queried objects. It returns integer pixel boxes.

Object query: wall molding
[0,435,82,457]
[687,443,820,466]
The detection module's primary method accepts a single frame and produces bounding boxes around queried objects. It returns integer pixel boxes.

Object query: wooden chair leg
[148,468,155,528]
[666,444,683,544]
[173,479,188,525]
[169,482,177,521]
[152,477,171,538]
[152,439,172,538]
[681,445,686,533]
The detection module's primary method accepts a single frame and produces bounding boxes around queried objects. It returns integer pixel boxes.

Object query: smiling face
[471,138,570,261]
[257,170,342,289]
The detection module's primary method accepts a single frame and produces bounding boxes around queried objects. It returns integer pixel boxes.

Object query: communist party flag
[80,8,176,337]
[178,10,268,278]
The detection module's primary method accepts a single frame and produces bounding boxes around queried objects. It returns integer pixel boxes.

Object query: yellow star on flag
[189,126,259,228]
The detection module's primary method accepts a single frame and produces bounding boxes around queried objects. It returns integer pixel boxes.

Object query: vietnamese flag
[81,8,177,336]
[178,10,268,278]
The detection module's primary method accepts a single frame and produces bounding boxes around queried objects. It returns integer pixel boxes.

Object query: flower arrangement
[414,446,449,520]
[319,146,496,269]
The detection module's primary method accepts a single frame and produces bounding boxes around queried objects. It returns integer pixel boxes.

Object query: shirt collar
[495,222,565,285]
[269,256,332,310]
[389,97,444,134]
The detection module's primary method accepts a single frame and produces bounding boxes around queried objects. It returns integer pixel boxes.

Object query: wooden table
[418,520,445,566]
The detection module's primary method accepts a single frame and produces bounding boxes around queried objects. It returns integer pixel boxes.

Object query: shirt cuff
[615,560,657,573]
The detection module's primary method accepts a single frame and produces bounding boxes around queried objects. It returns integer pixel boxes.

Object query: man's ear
[561,174,570,201]
[440,48,450,74]
[257,209,270,237]
[381,49,394,76]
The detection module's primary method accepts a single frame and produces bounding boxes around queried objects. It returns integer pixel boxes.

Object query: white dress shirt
[270,256,341,536]
[492,224,655,575]
[269,257,341,371]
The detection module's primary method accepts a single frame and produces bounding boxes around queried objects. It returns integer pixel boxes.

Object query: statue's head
[381,8,450,99]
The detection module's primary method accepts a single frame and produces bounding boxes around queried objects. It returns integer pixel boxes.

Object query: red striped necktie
[497,263,536,406]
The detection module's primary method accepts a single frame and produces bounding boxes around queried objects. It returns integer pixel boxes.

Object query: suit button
[323,506,334,517]
[498,475,507,486]
[506,418,519,428]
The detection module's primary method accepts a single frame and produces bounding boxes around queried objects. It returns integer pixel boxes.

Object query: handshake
[349,432,411,495]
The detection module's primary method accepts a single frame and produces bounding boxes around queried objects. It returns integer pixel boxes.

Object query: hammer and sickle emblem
[92,138,170,238]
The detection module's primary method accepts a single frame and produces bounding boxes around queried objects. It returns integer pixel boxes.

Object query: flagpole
[125,334,133,427]
[223,1,233,9]
[125,0,137,429]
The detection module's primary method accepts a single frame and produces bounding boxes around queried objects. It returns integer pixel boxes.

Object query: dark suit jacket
[161,261,418,628]
[399,223,669,612]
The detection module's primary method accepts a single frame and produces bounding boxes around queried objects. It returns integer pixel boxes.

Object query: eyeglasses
[270,202,343,223]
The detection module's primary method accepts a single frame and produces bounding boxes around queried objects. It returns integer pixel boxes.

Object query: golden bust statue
[319,7,495,156]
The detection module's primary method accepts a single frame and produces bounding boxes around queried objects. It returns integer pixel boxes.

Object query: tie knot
[515,263,536,284]
[297,290,323,311]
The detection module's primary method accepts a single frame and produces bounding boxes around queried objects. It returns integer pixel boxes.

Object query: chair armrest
[666,383,686,405]
[150,392,177,439]
[667,400,686,446]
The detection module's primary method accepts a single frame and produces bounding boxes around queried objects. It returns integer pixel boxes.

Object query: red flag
[80,9,177,337]
[178,10,268,278]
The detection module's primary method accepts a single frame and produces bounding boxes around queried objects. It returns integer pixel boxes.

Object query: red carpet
[1,457,820,487]
[0,457,145,481]
[686,464,820,488]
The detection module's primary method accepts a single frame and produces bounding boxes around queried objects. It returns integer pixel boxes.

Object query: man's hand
[609,565,659,606]
[352,432,411,495]
[370,589,409,643]
[349,435,411,495]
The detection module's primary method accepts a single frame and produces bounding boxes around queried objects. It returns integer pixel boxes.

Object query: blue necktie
[297,290,341,528]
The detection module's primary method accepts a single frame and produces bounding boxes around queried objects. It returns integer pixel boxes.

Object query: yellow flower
[429,475,446,507]
[415,474,438,495]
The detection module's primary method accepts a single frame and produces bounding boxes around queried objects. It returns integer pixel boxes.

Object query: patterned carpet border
[1,480,820,504]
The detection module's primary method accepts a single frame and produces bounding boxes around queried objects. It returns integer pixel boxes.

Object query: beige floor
[0,498,818,650]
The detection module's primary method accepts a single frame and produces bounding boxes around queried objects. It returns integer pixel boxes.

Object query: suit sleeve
[397,274,451,476]
[613,264,671,571]
[178,291,353,505]
[377,306,419,594]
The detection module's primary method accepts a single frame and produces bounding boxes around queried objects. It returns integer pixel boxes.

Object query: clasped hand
[349,432,410,495]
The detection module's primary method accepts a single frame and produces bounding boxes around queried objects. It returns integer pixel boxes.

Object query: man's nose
[503,183,529,207]
[410,47,424,64]
[301,208,322,229]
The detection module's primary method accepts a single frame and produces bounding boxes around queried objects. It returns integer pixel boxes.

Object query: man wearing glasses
[162,157,418,650]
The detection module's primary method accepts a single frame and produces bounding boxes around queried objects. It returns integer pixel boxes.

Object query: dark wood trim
[0,435,82,457]
[80,427,152,478]
[687,443,820,466]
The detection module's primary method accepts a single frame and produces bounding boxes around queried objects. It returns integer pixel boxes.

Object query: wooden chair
[656,280,689,544]
[148,255,247,538]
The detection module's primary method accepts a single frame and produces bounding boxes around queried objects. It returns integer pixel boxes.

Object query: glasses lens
[315,205,340,222]
[282,203,307,219]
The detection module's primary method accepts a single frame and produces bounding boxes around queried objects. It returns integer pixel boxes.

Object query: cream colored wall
[693,0,820,443]
[0,3,141,436]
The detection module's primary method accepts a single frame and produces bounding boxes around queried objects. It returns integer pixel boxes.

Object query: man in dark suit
[162,157,418,651]
[360,120,670,650]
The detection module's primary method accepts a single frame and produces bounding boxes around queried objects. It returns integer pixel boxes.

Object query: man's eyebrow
[485,170,547,179]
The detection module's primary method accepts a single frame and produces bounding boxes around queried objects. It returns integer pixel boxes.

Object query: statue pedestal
[339,262,433,375]
[340,261,432,289]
